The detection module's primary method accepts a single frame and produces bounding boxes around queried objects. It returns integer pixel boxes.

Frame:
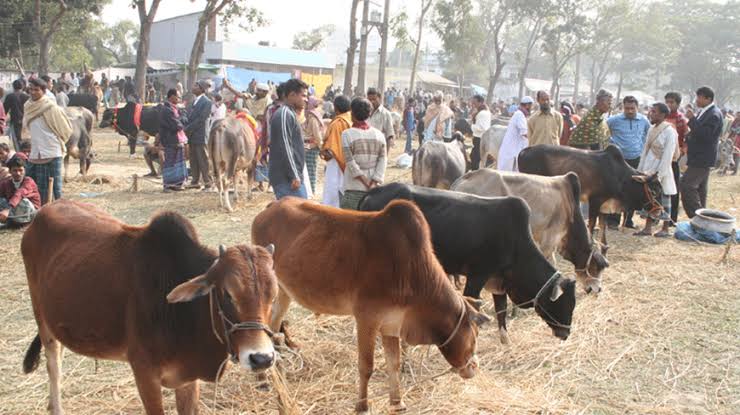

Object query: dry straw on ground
[0,131,738,414]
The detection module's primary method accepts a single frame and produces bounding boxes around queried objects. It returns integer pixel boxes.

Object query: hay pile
[0,131,737,414]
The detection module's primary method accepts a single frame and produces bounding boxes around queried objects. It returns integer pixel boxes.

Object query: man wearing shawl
[635,103,678,237]
[23,77,72,204]
[321,95,352,207]
[422,91,454,142]
[303,96,325,194]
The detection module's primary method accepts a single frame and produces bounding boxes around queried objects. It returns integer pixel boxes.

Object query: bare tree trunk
[134,0,162,102]
[38,37,51,76]
[357,0,370,94]
[589,60,596,102]
[573,53,581,104]
[344,0,361,95]
[187,15,210,90]
[409,0,433,94]
[517,17,542,100]
[34,0,67,75]
[615,70,624,102]
[377,0,391,94]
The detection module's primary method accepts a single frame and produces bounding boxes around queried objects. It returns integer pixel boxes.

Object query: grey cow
[63,106,94,180]
[412,134,468,189]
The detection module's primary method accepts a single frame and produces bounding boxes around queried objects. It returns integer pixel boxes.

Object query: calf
[22,200,277,415]
[452,169,609,293]
[518,144,662,251]
[208,117,258,211]
[252,198,489,412]
[412,134,467,189]
[359,183,577,345]
[63,106,94,180]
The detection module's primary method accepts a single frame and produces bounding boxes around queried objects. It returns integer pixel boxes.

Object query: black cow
[99,102,161,155]
[454,118,473,137]
[359,183,576,343]
[67,93,99,121]
[518,144,662,252]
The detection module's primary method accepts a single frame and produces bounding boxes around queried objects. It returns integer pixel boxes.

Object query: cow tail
[23,334,42,374]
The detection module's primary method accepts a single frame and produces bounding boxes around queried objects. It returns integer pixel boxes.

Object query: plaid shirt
[568,107,610,146]
[665,110,689,150]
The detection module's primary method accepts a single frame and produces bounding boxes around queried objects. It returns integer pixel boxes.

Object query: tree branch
[40,0,68,41]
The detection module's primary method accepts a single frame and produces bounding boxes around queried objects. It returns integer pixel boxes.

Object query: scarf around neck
[352,120,370,130]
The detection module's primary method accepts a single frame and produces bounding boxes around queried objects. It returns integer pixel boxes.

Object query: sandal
[654,231,671,238]
[633,230,652,236]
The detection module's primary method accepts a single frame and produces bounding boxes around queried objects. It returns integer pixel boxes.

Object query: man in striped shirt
[340,98,387,210]
[268,79,309,199]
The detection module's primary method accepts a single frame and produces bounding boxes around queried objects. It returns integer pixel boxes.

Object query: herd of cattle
[19,95,668,414]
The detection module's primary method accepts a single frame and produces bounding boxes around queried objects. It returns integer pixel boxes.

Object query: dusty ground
[0,129,738,414]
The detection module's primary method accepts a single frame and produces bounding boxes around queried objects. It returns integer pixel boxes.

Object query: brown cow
[252,197,490,413]
[22,200,278,415]
[208,116,257,212]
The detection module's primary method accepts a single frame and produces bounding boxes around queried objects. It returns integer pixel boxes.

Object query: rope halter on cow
[641,181,663,219]
[532,271,571,330]
[208,253,274,364]
[439,296,466,349]
[574,243,600,283]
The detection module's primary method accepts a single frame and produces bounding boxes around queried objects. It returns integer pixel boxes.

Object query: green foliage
[292,24,336,51]
[219,1,267,38]
[431,0,484,84]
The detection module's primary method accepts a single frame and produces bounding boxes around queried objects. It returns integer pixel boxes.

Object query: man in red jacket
[0,154,41,227]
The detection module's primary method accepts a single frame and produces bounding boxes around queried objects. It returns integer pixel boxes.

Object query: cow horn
[631,175,647,183]
[219,244,227,257]
[550,281,564,302]
[265,243,275,256]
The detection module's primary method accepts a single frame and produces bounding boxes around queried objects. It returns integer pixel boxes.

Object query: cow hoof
[390,400,407,413]
[499,329,510,345]
[355,400,369,413]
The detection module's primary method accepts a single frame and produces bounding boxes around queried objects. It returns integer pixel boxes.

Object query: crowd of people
[0,64,737,234]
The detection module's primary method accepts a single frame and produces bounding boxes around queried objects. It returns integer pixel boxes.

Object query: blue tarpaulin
[222,67,291,91]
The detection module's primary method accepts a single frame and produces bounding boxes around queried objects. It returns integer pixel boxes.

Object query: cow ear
[264,243,275,256]
[469,311,491,327]
[550,281,564,302]
[167,274,213,303]
[631,175,647,183]
[463,296,484,311]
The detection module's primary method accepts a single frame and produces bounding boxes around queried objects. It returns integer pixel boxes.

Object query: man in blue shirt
[606,95,650,228]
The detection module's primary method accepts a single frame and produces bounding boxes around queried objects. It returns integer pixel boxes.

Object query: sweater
[0,177,41,209]
[607,113,650,160]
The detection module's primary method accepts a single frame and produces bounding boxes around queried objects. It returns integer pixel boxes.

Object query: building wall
[149,13,222,63]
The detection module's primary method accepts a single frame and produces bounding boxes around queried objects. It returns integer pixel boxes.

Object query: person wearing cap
[569,89,612,150]
[184,79,213,190]
[498,96,533,171]
[248,83,272,121]
[635,103,678,237]
[0,154,41,228]
[527,90,563,147]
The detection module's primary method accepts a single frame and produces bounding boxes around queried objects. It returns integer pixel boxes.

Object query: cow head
[167,243,279,372]
[624,173,662,213]
[574,246,609,294]
[99,108,114,129]
[534,274,576,340]
[438,296,491,379]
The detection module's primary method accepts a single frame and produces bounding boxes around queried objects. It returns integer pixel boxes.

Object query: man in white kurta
[635,102,678,237]
[498,96,533,171]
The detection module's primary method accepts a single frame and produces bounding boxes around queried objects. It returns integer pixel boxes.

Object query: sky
[101,0,437,51]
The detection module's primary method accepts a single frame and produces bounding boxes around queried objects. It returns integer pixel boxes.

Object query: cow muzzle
[239,346,276,372]
[457,354,479,379]
[552,327,570,341]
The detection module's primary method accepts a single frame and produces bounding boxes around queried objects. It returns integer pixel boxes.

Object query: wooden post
[118,141,121,153]
[47,177,54,204]
[132,174,139,192]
